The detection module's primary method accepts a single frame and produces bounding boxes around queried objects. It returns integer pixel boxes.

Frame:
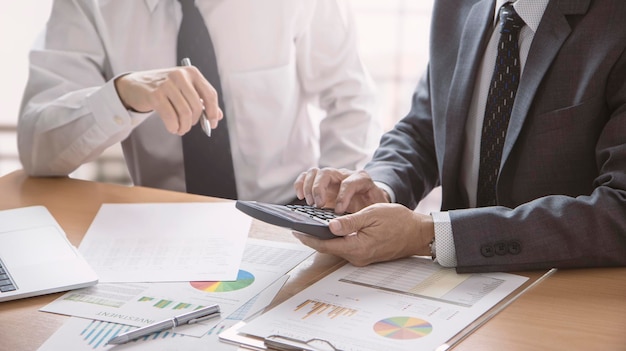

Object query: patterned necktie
[177,0,238,199]
[476,4,524,207]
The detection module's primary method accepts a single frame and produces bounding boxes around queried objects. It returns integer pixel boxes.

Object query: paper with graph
[37,275,289,351]
[237,257,527,351]
[41,239,314,337]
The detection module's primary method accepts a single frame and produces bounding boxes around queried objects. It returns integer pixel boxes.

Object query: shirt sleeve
[17,0,150,176]
[295,0,382,170]
[431,211,458,267]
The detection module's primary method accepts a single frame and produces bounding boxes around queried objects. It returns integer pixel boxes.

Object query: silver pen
[180,57,212,137]
[106,304,220,345]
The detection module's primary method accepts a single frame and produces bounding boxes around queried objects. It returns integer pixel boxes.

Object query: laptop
[0,206,98,302]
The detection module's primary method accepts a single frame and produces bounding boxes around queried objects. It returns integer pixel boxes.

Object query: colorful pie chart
[190,270,255,292]
[373,316,433,340]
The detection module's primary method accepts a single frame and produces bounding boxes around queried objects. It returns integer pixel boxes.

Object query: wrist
[382,189,391,203]
[114,74,132,110]
[427,218,436,260]
[373,181,394,203]
[413,212,435,256]
[429,236,436,261]
[114,73,151,113]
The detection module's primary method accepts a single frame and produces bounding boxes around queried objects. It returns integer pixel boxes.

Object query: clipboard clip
[264,334,344,351]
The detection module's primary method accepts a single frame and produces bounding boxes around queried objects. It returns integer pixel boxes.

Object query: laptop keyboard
[0,259,17,293]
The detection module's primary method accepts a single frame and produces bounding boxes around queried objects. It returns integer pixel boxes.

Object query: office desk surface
[1,171,625,350]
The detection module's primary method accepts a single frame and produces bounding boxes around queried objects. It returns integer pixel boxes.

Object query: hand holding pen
[180,58,212,137]
[106,304,220,345]
[113,59,221,136]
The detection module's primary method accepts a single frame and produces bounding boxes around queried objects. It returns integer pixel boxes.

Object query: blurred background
[0,0,438,209]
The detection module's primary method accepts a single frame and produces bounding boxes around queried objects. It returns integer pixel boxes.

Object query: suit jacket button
[481,245,495,257]
[494,241,508,255]
[508,240,522,255]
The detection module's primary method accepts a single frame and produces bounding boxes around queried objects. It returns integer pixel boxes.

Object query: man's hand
[293,203,435,266]
[114,66,222,135]
[294,167,390,214]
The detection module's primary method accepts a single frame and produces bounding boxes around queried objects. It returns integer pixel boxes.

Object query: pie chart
[373,316,433,340]
[190,270,255,292]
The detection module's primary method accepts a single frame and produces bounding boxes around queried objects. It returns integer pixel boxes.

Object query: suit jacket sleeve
[450,69,626,273]
[364,69,440,210]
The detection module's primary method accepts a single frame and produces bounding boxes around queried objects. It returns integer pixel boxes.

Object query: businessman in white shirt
[18,0,381,204]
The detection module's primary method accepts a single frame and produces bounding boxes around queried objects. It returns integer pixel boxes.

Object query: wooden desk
[1,171,625,350]
[454,267,626,350]
[0,171,345,350]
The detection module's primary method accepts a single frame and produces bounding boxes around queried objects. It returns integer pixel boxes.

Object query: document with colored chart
[40,239,314,337]
[231,257,529,351]
[37,274,289,351]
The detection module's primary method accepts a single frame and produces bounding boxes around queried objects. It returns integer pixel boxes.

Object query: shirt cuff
[86,75,151,135]
[373,181,395,203]
[431,211,458,267]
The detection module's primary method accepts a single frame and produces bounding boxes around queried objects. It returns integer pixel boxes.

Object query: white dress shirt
[18,0,381,204]
[384,0,547,267]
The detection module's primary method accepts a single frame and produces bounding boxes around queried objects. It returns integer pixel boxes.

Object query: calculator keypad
[286,205,338,223]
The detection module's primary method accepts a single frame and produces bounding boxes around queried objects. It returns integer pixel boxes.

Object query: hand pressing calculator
[235,200,341,240]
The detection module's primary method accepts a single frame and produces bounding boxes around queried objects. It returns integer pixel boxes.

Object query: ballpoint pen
[180,57,212,137]
[106,304,220,345]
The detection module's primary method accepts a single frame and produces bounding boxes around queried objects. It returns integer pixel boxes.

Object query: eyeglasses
[264,334,344,351]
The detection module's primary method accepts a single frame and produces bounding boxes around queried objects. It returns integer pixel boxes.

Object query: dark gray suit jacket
[366,0,626,273]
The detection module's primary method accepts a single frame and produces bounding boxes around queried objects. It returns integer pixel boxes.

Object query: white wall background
[0,1,53,175]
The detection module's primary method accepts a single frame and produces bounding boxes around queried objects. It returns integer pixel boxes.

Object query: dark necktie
[476,4,524,207]
[177,0,238,199]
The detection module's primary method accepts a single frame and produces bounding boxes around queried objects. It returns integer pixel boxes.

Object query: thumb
[329,213,363,236]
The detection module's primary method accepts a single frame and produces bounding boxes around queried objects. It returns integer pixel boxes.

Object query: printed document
[37,275,289,351]
[41,239,314,337]
[78,202,251,282]
[235,256,528,351]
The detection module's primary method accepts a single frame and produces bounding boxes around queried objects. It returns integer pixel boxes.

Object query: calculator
[235,200,341,240]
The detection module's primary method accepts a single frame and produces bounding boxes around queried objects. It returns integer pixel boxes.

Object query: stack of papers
[38,203,315,350]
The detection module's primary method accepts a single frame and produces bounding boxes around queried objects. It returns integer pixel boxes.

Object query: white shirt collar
[494,0,550,33]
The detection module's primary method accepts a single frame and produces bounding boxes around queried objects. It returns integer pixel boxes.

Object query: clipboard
[220,321,266,350]
[220,321,345,350]
[219,268,557,351]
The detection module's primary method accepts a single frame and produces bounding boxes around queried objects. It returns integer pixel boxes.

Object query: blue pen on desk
[181,57,212,137]
[106,304,220,345]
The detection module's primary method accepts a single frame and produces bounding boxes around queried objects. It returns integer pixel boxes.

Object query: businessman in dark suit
[293,0,626,273]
